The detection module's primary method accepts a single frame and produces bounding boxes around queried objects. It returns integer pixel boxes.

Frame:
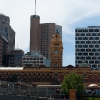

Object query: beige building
[30,15,62,60]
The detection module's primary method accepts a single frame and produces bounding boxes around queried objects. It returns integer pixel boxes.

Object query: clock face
[54,50,58,54]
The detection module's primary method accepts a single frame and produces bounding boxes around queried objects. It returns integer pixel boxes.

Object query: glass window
[81,33,85,36]
[92,49,96,52]
[76,41,79,44]
[98,57,100,60]
[92,41,96,44]
[86,33,91,36]
[89,45,93,48]
[81,49,85,52]
[89,61,94,64]
[81,41,85,44]
[86,41,91,44]
[95,29,99,32]
[95,61,99,64]
[78,61,82,63]
[89,37,93,40]
[76,33,79,36]
[83,45,88,48]
[78,37,82,40]
[95,53,99,56]
[92,65,97,68]
[78,45,82,48]
[98,41,100,44]
[95,45,99,48]
[76,56,79,59]
[83,53,88,56]
[78,29,82,32]
[95,37,99,40]
[83,29,88,32]
[78,53,82,55]
[89,52,94,56]
[89,29,94,32]
[92,33,96,36]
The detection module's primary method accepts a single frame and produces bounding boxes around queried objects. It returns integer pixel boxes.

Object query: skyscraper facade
[75,26,100,69]
[30,15,62,60]
[0,13,15,52]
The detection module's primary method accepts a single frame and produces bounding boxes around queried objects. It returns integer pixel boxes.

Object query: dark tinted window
[78,29,82,32]
[89,45,93,48]
[89,37,93,40]
[83,29,88,32]
[92,49,96,52]
[83,45,88,48]
[95,37,99,40]
[81,49,85,52]
[78,45,82,48]
[95,29,99,32]
[86,41,91,44]
[76,41,79,44]
[95,61,99,64]
[95,53,99,56]
[89,29,94,32]
[92,33,96,36]
[81,33,85,36]
[95,45,99,48]
[78,37,82,40]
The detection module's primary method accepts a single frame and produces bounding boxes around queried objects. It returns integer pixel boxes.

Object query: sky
[1,0,100,66]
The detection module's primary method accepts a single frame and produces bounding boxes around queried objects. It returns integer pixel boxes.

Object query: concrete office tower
[30,15,62,60]
[75,26,100,69]
[0,13,15,52]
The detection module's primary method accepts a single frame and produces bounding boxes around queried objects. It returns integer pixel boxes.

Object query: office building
[0,35,8,66]
[75,26,100,69]
[0,13,15,52]
[5,49,24,67]
[30,15,62,60]
[22,51,50,67]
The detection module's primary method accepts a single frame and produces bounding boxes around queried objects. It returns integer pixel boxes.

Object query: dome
[0,13,6,16]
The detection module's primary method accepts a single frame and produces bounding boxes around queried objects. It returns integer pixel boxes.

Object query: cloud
[1,0,100,66]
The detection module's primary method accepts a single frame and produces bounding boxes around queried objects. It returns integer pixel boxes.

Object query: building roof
[0,67,23,70]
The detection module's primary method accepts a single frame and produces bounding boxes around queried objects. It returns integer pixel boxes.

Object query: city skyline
[1,0,100,66]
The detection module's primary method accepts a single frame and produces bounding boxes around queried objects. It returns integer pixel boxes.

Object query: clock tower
[50,32,63,67]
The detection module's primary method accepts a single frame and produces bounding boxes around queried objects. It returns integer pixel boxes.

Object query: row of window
[76,56,100,59]
[76,60,100,64]
[76,48,100,52]
[23,61,43,63]
[76,37,100,40]
[23,58,43,60]
[76,28,100,32]
[76,52,100,56]
[76,41,100,44]
[76,45,100,48]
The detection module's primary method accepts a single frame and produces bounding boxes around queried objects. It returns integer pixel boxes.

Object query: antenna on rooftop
[35,0,36,15]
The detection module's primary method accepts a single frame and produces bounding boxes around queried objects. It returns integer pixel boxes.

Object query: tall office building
[0,13,15,52]
[75,26,100,69]
[30,15,62,60]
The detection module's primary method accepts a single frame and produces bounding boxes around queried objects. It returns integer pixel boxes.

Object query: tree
[62,72,85,96]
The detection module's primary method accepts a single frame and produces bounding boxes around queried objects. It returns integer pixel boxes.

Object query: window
[95,45,99,48]
[95,29,99,32]
[78,37,82,40]
[95,37,99,40]
[89,29,94,32]
[92,33,96,36]
[78,45,82,48]
[89,45,93,48]
[78,29,82,32]
[81,33,85,36]
[89,37,93,40]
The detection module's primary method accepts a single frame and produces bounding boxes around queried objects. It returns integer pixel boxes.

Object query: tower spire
[35,0,36,15]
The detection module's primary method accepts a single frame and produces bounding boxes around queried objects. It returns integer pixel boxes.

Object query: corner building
[75,26,100,69]
[0,13,15,52]
[30,15,62,60]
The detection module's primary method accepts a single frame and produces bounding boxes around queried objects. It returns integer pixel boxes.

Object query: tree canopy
[62,72,85,95]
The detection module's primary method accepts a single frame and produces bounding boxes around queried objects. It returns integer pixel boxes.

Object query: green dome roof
[0,13,6,16]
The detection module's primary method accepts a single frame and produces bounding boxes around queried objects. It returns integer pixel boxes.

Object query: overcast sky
[1,0,100,66]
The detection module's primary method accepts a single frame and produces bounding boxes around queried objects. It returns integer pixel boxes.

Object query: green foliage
[62,72,85,95]
[82,98,100,100]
